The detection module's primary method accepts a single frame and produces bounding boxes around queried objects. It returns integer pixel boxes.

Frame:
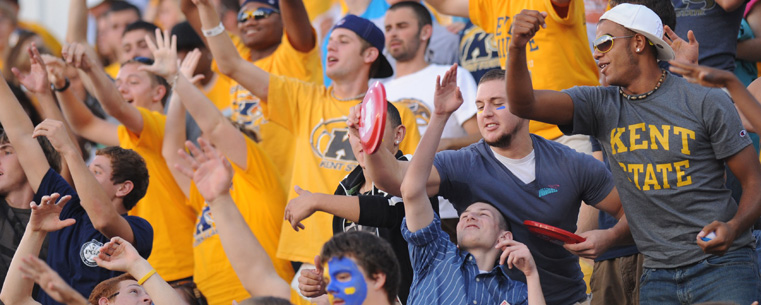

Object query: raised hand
[32,119,76,155]
[664,25,698,65]
[432,64,464,117]
[509,10,547,50]
[668,60,736,88]
[140,28,178,79]
[175,137,233,202]
[40,54,68,89]
[496,238,537,277]
[283,186,316,231]
[61,42,99,72]
[179,48,205,85]
[18,255,88,305]
[12,43,50,94]
[28,193,76,233]
[298,255,327,297]
[95,236,143,273]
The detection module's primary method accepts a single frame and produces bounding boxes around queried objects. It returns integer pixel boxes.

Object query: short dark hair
[610,0,676,29]
[388,1,432,29]
[0,129,62,174]
[95,146,149,211]
[123,21,159,38]
[88,273,135,305]
[107,1,141,19]
[478,69,505,85]
[171,21,205,53]
[320,231,400,304]
[386,102,402,128]
[238,297,292,305]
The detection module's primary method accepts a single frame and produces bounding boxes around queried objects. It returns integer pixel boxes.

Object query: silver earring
[394,140,400,144]
[636,48,640,52]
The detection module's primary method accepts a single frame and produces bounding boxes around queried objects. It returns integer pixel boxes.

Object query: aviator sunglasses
[237,7,280,23]
[593,34,634,53]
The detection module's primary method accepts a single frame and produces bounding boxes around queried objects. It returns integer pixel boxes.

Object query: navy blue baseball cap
[332,14,394,78]
[241,0,279,11]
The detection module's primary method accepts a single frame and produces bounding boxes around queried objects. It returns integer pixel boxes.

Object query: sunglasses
[237,7,280,23]
[593,34,634,53]
[125,56,154,65]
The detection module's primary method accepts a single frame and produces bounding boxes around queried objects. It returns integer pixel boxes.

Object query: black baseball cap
[332,14,394,78]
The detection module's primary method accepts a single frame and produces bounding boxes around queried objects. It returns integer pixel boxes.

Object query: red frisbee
[359,81,387,154]
[524,220,586,244]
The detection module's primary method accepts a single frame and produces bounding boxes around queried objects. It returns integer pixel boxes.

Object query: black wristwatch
[50,78,70,92]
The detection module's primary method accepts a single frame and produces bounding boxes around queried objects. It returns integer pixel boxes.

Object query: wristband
[50,78,70,92]
[202,22,225,37]
[137,269,157,285]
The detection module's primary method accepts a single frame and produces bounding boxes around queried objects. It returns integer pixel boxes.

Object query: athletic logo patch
[538,184,560,198]
[740,130,748,137]
[80,239,103,267]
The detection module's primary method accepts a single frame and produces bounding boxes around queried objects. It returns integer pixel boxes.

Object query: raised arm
[32,120,135,243]
[17,256,88,305]
[737,5,761,62]
[191,0,271,100]
[423,0,469,17]
[505,10,575,126]
[0,194,76,305]
[62,42,144,135]
[175,139,290,299]
[280,0,316,52]
[66,0,88,43]
[715,0,747,12]
[400,65,462,232]
[96,237,189,305]
[142,30,249,169]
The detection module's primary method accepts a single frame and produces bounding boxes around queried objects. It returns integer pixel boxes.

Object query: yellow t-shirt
[19,21,62,57]
[203,73,233,112]
[105,62,121,79]
[291,289,317,305]
[190,137,292,305]
[469,0,599,140]
[266,75,421,263]
[118,108,196,281]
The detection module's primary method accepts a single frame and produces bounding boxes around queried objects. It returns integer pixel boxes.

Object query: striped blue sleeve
[402,214,449,272]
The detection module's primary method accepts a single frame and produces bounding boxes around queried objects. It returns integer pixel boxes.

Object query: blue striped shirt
[402,214,528,305]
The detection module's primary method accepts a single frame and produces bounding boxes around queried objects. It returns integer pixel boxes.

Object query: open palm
[141,28,178,79]
[13,44,50,93]
[177,138,233,202]
[433,64,464,116]
[28,193,76,233]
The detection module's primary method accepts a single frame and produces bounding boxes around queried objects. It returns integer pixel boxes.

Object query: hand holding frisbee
[524,220,586,244]
[358,81,387,155]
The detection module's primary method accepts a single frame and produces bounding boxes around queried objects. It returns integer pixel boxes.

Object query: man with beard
[356,68,630,305]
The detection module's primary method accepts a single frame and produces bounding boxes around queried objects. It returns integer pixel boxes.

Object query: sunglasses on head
[593,34,634,53]
[126,56,154,65]
[237,7,280,23]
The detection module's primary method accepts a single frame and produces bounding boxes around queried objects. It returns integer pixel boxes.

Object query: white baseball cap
[599,3,675,61]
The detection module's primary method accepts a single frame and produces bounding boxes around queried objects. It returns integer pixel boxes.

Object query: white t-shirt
[491,148,536,184]
[384,64,479,138]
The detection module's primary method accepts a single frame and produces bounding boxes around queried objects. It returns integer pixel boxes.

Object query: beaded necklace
[619,69,667,100]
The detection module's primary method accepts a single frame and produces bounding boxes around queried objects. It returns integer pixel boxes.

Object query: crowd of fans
[0,0,760,304]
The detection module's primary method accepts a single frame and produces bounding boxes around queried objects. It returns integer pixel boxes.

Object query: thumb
[314,255,323,272]
[60,219,77,228]
[295,185,309,195]
[11,67,23,79]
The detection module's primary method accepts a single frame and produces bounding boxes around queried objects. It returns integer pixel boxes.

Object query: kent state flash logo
[194,205,217,246]
[681,0,715,10]
[310,117,359,172]
[394,99,431,127]
[80,239,103,267]
[231,86,265,128]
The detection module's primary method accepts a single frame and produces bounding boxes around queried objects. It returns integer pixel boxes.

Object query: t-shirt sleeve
[702,89,752,159]
[468,0,494,32]
[452,67,479,126]
[574,153,616,206]
[125,215,154,259]
[559,86,602,137]
[116,107,165,151]
[401,214,448,271]
[34,169,82,219]
[263,74,307,133]
[357,195,404,228]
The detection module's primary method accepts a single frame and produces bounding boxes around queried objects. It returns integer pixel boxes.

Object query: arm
[715,0,747,12]
[32,120,135,243]
[280,0,316,52]
[66,0,88,43]
[737,6,761,62]
[423,0,469,17]
[496,239,546,305]
[96,237,189,305]
[179,0,210,47]
[17,257,88,305]
[0,194,76,305]
[400,65,462,232]
[141,32,249,168]
[437,116,482,151]
[565,188,633,259]
[505,10,575,126]
[283,186,360,231]
[175,138,291,299]
[62,42,144,135]
[191,0,271,100]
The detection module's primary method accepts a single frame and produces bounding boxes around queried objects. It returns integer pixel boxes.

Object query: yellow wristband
[137,270,157,285]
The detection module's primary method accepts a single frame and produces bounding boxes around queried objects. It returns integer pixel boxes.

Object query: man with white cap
[506,3,761,303]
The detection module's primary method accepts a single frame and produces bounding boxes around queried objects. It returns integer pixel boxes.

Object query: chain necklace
[619,69,667,100]
[331,88,366,101]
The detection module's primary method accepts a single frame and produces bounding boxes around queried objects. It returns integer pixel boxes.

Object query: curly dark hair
[95,146,149,211]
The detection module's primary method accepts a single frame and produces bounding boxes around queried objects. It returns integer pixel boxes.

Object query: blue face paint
[496,105,506,110]
[326,257,368,305]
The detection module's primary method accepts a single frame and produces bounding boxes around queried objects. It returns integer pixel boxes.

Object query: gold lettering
[629,123,647,151]
[610,127,628,155]
[655,163,673,189]
[642,164,661,190]
[649,125,671,150]
[674,160,692,187]
[673,127,696,155]
[628,164,644,190]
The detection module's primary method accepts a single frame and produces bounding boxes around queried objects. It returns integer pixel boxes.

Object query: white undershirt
[491,148,536,184]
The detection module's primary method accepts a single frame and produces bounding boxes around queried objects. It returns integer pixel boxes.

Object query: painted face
[107,280,152,305]
[237,2,283,50]
[384,7,424,62]
[115,63,164,109]
[121,29,155,63]
[325,257,368,305]
[475,80,524,148]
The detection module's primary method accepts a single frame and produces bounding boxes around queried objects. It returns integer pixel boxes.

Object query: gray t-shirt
[560,73,753,268]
